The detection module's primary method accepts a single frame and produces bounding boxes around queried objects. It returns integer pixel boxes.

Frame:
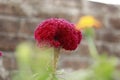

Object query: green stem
[53,48,60,72]
[87,36,99,59]
[51,48,60,80]
[84,28,99,59]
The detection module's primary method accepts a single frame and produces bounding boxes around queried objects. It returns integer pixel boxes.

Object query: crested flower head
[76,16,101,30]
[34,18,82,50]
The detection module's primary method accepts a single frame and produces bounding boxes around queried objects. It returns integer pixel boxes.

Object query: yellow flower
[76,16,101,30]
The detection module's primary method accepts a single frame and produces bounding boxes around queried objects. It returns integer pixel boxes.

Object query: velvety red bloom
[34,18,82,50]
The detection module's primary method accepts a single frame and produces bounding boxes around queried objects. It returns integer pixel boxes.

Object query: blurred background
[0,0,120,80]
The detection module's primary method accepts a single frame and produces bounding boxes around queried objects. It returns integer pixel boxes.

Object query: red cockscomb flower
[34,18,82,50]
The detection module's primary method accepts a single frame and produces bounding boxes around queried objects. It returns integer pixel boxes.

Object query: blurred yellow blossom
[76,16,101,30]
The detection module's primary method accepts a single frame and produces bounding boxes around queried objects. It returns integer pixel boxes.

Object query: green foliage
[86,55,118,80]
[62,55,118,80]
[84,28,119,80]
[12,42,58,80]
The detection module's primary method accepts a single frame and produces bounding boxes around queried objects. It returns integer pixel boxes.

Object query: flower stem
[51,48,60,80]
[53,48,60,73]
[87,37,99,59]
[84,28,99,59]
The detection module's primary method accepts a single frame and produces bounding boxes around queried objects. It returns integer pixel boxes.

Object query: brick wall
[0,0,120,80]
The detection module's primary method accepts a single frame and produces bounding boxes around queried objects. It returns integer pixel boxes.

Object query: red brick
[114,51,120,57]
[98,43,113,56]
[95,29,120,43]
[2,53,17,70]
[88,2,119,15]
[96,43,120,57]
[35,12,73,22]
[76,43,90,56]
[0,77,3,80]
[19,20,39,36]
[109,17,120,30]
[112,45,120,57]
[101,31,120,42]
[116,64,120,70]
[0,19,20,34]
[0,35,26,51]
[0,3,26,16]
[61,60,89,70]
[53,0,83,8]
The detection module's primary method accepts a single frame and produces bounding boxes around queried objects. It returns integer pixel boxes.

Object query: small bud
[0,51,2,56]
